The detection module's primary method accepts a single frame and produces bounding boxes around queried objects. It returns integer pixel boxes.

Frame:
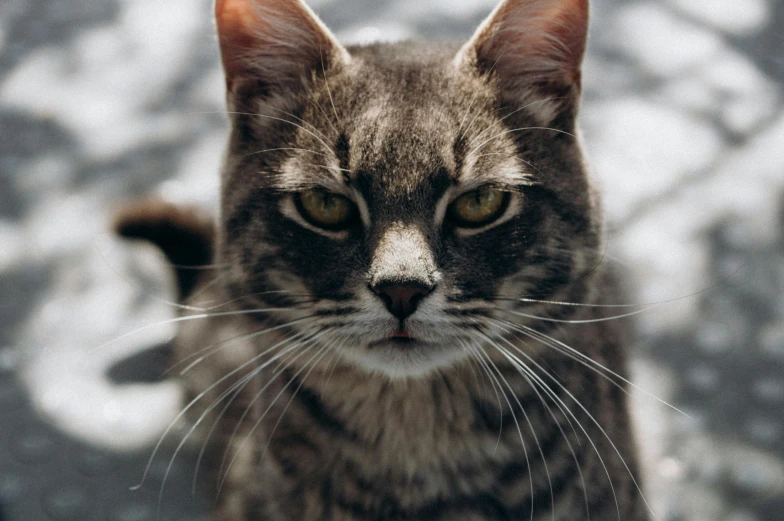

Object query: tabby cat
[116,0,650,519]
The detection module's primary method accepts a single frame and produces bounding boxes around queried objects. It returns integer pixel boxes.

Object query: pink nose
[370,281,434,321]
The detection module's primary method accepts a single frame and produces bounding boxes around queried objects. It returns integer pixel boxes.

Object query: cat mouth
[387,336,417,346]
[369,330,421,348]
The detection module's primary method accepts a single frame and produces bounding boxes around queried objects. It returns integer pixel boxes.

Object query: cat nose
[369,281,435,321]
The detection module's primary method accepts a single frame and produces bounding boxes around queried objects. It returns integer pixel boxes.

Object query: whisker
[167,332,310,500]
[466,96,567,149]
[492,335,654,520]
[192,292,315,314]
[320,49,342,129]
[131,326,313,492]
[469,323,591,520]
[497,257,750,310]
[169,315,318,376]
[302,163,352,174]
[93,239,217,314]
[476,333,619,521]
[460,342,489,401]
[183,273,228,308]
[319,335,344,389]
[457,90,483,136]
[493,304,656,325]
[468,340,538,521]
[461,339,505,452]
[84,307,303,362]
[488,315,690,418]
[190,329,315,493]
[222,111,334,156]
[458,53,506,140]
[309,96,340,136]
[245,147,330,159]
[491,297,648,309]
[161,326,329,503]
[253,337,339,480]
[215,330,327,486]
[466,126,575,161]
[218,329,333,493]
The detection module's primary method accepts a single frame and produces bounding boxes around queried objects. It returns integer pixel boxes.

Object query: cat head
[215,0,602,378]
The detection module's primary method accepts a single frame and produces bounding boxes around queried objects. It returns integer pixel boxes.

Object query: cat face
[215,0,601,378]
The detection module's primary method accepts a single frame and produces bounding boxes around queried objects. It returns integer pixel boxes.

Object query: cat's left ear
[456,0,589,122]
[215,0,350,93]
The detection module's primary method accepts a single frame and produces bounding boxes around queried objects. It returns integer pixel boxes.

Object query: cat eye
[448,186,510,228]
[296,189,358,230]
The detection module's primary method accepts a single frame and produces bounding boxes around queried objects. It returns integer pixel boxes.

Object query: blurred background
[1,0,783,520]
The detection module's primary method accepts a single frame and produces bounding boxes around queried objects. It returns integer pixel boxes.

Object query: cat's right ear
[215,0,349,94]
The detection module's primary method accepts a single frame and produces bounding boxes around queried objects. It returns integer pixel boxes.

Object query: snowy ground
[1,0,783,520]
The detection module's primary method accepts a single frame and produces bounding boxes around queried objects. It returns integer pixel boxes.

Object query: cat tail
[113,198,215,301]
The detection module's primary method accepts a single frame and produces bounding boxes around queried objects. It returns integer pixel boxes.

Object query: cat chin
[340,341,469,380]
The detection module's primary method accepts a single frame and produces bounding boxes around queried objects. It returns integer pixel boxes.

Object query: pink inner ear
[215,0,347,91]
[472,0,589,83]
[215,0,265,84]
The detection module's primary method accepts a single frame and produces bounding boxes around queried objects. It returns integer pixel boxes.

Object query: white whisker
[491,333,654,520]
[465,126,575,160]
[171,315,317,376]
[494,304,657,324]
[131,326,313,493]
[85,307,300,362]
[468,340,538,521]
[189,331,312,493]
[218,329,334,494]
[489,315,690,418]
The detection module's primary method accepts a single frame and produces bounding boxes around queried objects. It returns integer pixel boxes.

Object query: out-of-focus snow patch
[339,24,414,46]
[613,2,722,77]
[658,46,778,132]
[25,194,105,259]
[582,53,638,94]
[628,357,678,520]
[612,111,784,332]
[0,0,205,158]
[663,434,784,521]
[188,66,225,108]
[21,237,182,450]
[667,0,770,35]
[661,76,721,114]
[14,154,74,202]
[389,0,494,20]
[0,220,24,271]
[307,0,340,9]
[696,112,784,235]
[584,97,722,220]
[704,48,780,134]
[164,130,225,208]
[28,360,183,452]
[614,207,711,332]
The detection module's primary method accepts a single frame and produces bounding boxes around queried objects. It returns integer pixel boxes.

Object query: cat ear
[215,0,350,92]
[456,0,589,117]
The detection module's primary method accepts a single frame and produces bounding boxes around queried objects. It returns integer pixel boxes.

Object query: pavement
[0,0,783,520]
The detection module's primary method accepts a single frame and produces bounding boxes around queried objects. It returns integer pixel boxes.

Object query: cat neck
[266,324,603,475]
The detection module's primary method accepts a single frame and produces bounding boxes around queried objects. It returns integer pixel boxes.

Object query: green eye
[448,186,509,228]
[296,189,357,230]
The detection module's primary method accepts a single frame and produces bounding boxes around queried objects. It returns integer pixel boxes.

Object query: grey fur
[131,0,652,519]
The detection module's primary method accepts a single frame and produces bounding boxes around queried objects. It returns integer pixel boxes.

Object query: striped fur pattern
[118,0,651,519]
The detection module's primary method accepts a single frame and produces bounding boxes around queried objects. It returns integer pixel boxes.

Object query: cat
[116,0,650,519]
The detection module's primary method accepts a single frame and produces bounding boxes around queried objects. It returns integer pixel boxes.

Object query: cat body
[170,279,646,521]
[117,0,649,519]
